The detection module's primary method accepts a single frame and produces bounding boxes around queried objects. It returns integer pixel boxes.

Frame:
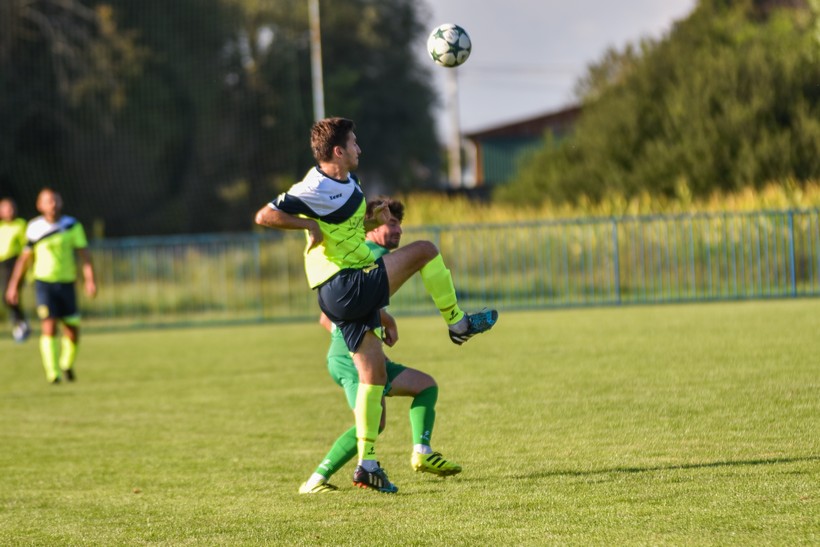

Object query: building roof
[464,104,582,141]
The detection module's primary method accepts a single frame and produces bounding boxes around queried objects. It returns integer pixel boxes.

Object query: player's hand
[306,220,323,249]
[381,311,398,346]
[370,203,392,226]
[5,287,18,306]
[85,280,97,298]
[382,324,398,347]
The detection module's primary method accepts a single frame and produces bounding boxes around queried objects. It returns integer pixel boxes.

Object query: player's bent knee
[417,240,439,259]
[400,240,439,266]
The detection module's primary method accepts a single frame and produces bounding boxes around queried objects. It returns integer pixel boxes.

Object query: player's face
[369,216,402,250]
[0,200,14,221]
[339,131,361,171]
[37,191,62,221]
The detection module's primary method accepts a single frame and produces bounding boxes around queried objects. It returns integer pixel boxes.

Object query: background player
[0,197,30,342]
[300,197,462,494]
[5,189,97,383]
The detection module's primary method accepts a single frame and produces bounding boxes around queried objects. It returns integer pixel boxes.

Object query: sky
[420,0,698,136]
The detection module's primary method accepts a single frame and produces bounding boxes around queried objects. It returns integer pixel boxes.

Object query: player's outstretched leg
[382,243,499,344]
[411,451,463,477]
[448,309,499,345]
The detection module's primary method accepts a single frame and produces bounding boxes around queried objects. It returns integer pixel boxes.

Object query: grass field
[1,300,818,545]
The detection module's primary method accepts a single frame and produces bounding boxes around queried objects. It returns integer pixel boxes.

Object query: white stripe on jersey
[26,216,78,245]
[268,167,363,223]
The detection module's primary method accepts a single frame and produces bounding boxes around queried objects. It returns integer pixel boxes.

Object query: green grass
[1,300,818,545]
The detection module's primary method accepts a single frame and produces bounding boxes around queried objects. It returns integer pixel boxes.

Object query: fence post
[612,217,621,305]
[788,210,797,297]
[254,234,264,321]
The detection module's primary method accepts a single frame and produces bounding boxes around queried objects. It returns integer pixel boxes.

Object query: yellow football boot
[411,452,462,477]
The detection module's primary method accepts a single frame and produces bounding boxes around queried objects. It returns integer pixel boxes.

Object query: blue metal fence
[6,209,819,329]
[398,208,820,312]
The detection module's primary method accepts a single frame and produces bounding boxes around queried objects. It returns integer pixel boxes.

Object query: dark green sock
[409,386,438,446]
[315,426,358,478]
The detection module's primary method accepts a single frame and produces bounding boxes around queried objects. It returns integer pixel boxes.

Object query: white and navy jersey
[269,166,375,288]
[25,215,88,283]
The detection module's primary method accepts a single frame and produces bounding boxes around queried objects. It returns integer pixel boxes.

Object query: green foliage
[472,179,820,224]
[1,302,818,544]
[0,0,147,220]
[1,0,441,235]
[319,0,440,191]
[500,0,820,207]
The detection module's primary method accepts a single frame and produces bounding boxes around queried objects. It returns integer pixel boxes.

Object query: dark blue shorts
[35,280,78,320]
[317,257,390,352]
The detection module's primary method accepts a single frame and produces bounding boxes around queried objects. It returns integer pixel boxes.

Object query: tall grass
[399,179,820,226]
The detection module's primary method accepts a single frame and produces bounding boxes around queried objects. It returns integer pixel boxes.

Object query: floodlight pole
[308,0,325,121]
[445,68,462,188]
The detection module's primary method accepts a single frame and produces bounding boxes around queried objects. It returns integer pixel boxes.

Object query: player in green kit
[5,189,97,383]
[255,117,497,494]
[299,197,462,494]
[0,198,30,342]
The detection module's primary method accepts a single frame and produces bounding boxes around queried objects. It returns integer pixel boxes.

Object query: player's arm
[77,248,97,298]
[254,205,322,249]
[4,248,32,306]
[380,309,398,347]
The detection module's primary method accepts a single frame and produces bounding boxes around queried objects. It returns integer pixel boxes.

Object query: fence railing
[5,209,820,329]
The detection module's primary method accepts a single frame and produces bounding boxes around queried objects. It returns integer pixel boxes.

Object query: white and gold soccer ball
[426,23,472,68]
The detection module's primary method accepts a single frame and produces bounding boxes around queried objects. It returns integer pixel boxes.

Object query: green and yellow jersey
[267,167,375,288]
[0,217,27,262]
[25,215,88,283]
[327,240,390,355]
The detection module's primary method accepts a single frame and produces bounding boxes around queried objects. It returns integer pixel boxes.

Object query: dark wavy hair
[310,117,355,163]
[366,196,404,222]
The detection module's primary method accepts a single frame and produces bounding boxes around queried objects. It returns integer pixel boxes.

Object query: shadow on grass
[515,455,820,479]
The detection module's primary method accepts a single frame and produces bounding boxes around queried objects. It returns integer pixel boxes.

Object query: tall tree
[0,0,145,224]
[1,0,441,236]
[318,0,440,192]
[498,0,820,206]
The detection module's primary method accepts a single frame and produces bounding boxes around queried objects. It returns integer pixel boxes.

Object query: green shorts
[326,330,406,409]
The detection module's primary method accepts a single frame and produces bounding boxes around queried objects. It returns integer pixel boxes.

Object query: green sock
[315,426,358,479]
[354,383,383,461]
[420,254,465,325]
[39,335,60,382]
[409,386,438,446]
[59,337,78,371]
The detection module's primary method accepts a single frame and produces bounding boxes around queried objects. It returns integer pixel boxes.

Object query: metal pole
[612,217,621,305]
[788,210,797,296]
[308,0,325,121]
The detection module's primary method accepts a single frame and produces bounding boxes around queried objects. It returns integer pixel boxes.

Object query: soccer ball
[426,23,472,68]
